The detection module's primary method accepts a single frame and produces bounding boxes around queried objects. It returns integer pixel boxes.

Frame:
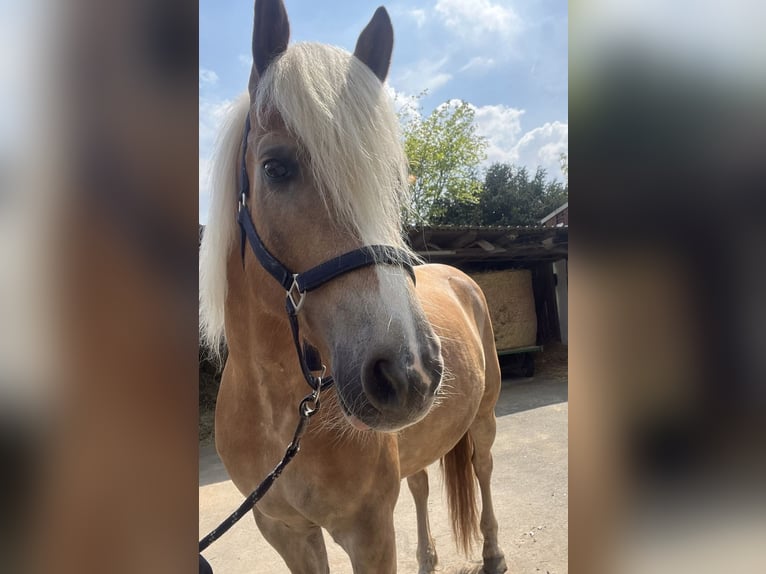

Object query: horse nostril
[373,360,393,386]
[372,359,398,402]
[363,357,407,410]
[361,350,440,414]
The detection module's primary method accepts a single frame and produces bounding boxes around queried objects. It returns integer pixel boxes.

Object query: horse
[199,1,507,572]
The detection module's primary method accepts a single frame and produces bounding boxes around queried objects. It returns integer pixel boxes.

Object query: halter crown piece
[235,116,417,392]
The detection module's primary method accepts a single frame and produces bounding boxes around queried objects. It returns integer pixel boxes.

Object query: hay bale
[471,269,537,350]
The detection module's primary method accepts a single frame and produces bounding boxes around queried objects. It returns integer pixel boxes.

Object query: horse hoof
[482,554,507,573]
[417,552,438,574]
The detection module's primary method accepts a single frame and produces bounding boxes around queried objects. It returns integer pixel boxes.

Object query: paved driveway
[199,375,568,573]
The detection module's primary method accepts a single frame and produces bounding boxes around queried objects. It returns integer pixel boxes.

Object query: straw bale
[471,269,537,350]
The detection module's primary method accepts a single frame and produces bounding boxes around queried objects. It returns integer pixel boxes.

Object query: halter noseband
[235,116,417,392]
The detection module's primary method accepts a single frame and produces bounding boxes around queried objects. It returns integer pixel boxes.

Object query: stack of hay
[470,269,537,351]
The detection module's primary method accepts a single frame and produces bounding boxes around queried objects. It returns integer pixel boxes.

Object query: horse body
[202,2,507,571]
[398,265,496,473]
[216,260,505,572]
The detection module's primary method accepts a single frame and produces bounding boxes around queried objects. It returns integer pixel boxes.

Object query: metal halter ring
[317,364,327,379]
[287,275,306,313]
[299,382,323,418]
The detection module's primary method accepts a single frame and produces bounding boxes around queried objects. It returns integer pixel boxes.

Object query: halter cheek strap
[236,116,417,392]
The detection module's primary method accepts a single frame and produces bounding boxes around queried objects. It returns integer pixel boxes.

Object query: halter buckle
[287,274,306,313]
[239,192,247,212]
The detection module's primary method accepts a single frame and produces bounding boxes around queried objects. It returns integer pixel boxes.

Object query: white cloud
[199,68,219,88]
[393,57,452,95]
[408,8,427,28]
[460,56,496,73]
[238,53,252,68]
[512,121,568,179]
[199,97,233,154]
[436,98,465,112]
[385,85,422,124]
[469,103,568,180]
[471,103,525,163]
[435,0,522,42]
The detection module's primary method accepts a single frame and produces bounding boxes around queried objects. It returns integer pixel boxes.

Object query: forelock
[253,42,412,249]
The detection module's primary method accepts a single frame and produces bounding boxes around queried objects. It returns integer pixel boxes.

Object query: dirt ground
[199,345,568,572]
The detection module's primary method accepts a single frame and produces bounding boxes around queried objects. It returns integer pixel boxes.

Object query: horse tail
[441,431,480,555]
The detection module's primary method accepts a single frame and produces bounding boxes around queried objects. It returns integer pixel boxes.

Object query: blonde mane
[200,43,415,351]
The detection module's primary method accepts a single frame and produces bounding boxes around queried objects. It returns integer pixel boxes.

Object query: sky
[199,0,568,223]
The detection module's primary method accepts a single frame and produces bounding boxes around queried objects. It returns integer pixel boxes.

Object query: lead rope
[198,387,322,553]
[198,283,330,554]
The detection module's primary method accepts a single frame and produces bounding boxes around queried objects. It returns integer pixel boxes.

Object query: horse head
[242,0,443,432]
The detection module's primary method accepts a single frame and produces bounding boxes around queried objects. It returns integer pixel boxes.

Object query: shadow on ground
[200,374,568,487]
[199,444,229,487]
[495,375,568,417]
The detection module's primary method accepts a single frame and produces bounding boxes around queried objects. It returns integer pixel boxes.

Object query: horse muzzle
[333,339,443,432]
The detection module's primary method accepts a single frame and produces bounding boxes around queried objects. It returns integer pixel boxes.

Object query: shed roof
[407,225,568,267]
[540,202,569,224]
[199,224,568,268]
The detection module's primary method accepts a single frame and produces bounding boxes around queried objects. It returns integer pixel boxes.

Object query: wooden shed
[406,225,568,374]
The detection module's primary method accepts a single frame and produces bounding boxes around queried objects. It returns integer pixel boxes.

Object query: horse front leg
[253,507,330,574]
[407,470,438,573]
[329,503,398,574]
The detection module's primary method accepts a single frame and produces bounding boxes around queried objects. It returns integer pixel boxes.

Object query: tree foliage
[402,100,487,224]
[560,152,568,184]
[399,95,567,227]
[430,163,568,227]
[478,164,567,226]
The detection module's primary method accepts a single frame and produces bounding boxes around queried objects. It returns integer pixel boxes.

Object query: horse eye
[263,159,290,180]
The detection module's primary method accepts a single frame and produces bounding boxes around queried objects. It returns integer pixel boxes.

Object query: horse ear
[354,6,394,82]
[249,0,290,97]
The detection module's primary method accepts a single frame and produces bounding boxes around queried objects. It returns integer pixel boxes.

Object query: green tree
[402,100,487,224]
[560,152,568,184]
[429,195,482,226]
[479,163,568,226]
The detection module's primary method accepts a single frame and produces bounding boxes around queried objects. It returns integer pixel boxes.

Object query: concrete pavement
[199,375,568,573]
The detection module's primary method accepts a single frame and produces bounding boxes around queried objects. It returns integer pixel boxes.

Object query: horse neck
[223,247,301,387]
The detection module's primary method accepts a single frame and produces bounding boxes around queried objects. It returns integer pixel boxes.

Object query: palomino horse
[199,1,507,572]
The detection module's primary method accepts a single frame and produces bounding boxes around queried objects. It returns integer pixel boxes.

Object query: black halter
[236,116,416,392]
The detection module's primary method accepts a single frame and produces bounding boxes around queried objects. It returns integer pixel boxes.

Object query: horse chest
[253,429,401,528]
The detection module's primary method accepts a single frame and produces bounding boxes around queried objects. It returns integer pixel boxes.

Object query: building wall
[542,207,568,227]
[553,259,568,344]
